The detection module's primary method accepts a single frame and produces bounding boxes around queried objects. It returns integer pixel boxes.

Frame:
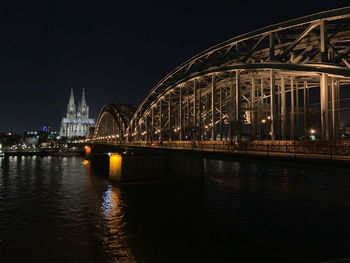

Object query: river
[1,155,350,262]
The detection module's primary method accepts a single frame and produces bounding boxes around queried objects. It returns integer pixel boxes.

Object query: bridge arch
[93,104,137,141]
[126,7,350,142]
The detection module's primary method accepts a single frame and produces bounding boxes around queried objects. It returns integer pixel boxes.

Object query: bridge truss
[94,7,350,143]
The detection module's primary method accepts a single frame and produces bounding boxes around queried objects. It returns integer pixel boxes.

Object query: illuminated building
[59,88,95,138]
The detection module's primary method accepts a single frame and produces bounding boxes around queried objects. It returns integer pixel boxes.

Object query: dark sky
[0,0,349,133]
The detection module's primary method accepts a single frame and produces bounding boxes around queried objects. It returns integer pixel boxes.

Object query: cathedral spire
[69,87,75,106]
[80,88,89,119]
[66,87,76,118]
[81,88,87,106]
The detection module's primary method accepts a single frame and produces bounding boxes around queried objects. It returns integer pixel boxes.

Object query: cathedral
[59,88,95,138]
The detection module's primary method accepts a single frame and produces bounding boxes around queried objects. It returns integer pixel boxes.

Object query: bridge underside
[92,7,350,143]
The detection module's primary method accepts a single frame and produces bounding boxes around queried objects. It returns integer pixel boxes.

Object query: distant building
[59,88,95,138]
[24,130,60,146]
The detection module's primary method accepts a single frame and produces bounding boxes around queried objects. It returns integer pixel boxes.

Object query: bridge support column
[138,118,141,141]
[303,81,308,139]
[85,145,92,159]
[109,153,122,182]
[229,77,234,141]
[145,117,148,141]
[290,76,294,139]
[159,100,163,141]
[168,93,172,141]
[135,117,139,141]
[296,81,299,138]
[277,83,281,137]
[151,107,154,141]
[331,79,336,140]
[320,73,329,140]
[198,85,202,140]
[211,74,216,140]
[179,86,183,140]
[251,77,256,140]
[336,80,340,139]
[235,71,241,141]
[193,79,197,140]
[219,86,223,140]
[258,77,264,139]
[270,69,275,140]
[281,75,287,140]
[187,94,190,139]
[120,117,124,141]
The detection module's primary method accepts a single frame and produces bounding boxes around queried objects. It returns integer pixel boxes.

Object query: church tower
[80,88,89,119]
[66,87,76,118]
[60,87,95,138]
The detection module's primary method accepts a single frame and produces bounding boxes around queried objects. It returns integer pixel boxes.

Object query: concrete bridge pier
[85,144,204,182]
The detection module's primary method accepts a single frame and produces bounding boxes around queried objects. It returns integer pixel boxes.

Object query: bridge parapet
[88,139,350,161]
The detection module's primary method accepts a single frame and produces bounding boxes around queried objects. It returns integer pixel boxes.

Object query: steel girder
[98,7,350,142]
[94,104,137,139]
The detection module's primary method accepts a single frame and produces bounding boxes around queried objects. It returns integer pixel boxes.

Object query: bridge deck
[89,140,350,162]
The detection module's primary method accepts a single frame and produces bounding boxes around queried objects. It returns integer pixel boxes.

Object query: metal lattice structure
[94,7,350,142]
[94,104,137,139]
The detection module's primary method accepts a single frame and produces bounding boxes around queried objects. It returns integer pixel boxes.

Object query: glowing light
[109,154,122,181]
[85,145,92,158]
[261,119,266,123]
[267,116,271,120]
[310,129,316,134]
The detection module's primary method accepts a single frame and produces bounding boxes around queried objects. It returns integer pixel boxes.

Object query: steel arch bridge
[93,7,350,144]
[93,104,137,139]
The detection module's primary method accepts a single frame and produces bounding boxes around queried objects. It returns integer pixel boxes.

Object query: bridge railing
[92,139,350,161]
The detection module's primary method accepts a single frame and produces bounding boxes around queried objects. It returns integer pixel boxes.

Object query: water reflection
[83,157,135,262]
[100,185,136,262]
[2,155,350,262]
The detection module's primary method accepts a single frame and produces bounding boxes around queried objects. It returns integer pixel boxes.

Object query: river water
[1,155,350,262]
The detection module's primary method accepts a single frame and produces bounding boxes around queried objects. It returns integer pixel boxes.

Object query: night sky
[0,0,349,133]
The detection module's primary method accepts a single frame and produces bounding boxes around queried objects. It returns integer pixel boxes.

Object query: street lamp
[310,128,316,140]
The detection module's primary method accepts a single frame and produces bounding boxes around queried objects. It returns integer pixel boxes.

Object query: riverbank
[2,150,84,157]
